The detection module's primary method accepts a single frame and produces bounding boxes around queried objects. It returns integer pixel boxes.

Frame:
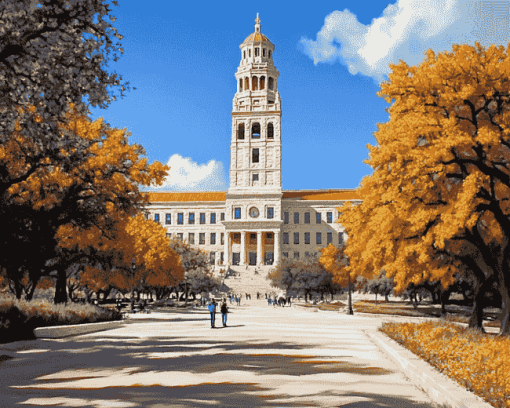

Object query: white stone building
[145,14,362,272]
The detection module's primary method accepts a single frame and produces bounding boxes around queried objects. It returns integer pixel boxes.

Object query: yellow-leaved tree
[340,42,510,335]
[319,243,353,313]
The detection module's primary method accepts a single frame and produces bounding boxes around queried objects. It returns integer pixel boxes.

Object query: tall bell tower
[228,13,282,194]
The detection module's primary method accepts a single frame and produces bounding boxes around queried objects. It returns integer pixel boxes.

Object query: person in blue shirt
[208,301,216,328]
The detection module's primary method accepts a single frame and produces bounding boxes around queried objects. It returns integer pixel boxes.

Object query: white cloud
[147,154,227,191]
[300,0,510,81]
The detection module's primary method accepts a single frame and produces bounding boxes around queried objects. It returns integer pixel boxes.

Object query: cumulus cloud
[300,0,510,81]
[147,154,227,191]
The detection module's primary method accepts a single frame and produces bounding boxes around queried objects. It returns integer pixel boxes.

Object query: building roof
[145,189,364,203]
[242,32,272,44]
[147,192,226,202]
[282,189,363,201]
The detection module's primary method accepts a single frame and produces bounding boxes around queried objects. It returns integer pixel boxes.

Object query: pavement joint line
[364,329,492,408]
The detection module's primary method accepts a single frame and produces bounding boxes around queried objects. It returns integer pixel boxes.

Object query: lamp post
[130,259,136,311]
[346,257,353,315]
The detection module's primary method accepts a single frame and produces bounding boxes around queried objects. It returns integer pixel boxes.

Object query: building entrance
[249,252,257,266]
[233,253,240,265]
[265,252,274,265]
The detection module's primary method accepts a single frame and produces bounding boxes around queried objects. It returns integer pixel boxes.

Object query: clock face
[249,207,259,218]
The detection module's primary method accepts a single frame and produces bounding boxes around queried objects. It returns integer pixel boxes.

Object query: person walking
[208,300,216,328]
[221,301,228,327]
[268,297,271,306]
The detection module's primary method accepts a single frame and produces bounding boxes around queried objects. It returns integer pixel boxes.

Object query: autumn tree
[357,270,394,305]
[319,243,353,312]
[340,42,510,334]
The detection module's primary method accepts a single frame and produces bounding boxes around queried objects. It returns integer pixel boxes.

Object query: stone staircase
[216,265,277,296]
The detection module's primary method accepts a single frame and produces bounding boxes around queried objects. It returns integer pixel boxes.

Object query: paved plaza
[0,300,442,407]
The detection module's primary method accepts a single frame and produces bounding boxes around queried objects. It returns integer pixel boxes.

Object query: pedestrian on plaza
[287,296,291,307]
[221,301,228,327]
[265,293,268,299]
[230,294,233,304]
[273,297,277,307]
[257,292,260,300]
[208,300,216,328]
[268,297,271,306]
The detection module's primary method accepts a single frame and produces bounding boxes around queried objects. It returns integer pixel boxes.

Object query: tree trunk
[497,284,510,335]
[467,276,493,333]
[25,277,38,301]
[384,294,389,302]
[54,267,68,304]
[440,287,451,316]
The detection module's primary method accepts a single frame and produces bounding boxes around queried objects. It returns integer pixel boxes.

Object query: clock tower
[223,14,283,267]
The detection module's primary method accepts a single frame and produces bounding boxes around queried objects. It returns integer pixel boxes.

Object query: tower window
[252,76,258,91]
[251,122,260,138]
[245,77,249,90]
[252,173,259,181]
[269,77,274,90]
[267,123,274,138]
[252,148,259,163]
[260,76,265,90]
[255,47,260,57]
[267,207,274,219]
[239,78,243,92]
[249,49,251,57]
[243,50,246,59]
[263,48,266,57]
[237,123,245,139]
[268,50,272,58]
[234,208,241,219]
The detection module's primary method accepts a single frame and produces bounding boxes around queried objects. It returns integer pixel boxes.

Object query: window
[283,232,289,244]
[250,233,256,243]
[188,213,195,225]
[233,233,241,243]
[234,207,241,219]
[252,148,259,163]
[269,77,274,90]
[305,232,310,244]
[284,212,289,224]
[260,76,265,90]
[154,213,160,222]
[220,252,224,262]
[166,233,171,238]
[294,212,299,224]
[316,232,322,245]
[267,123,274,138]
[243,50,246,59]
[294,232,299,244]
[221,233,224,245]
[316,212,321,224]
[252,76,258,91]
[304,212,310,224]
[283,252,288,258]
[239,78,243,91]
[199,233,205,245]
[200,213,206,224]
[266,232,273,242]
[327,232,332,244]
[252,173,259,181]
[221,212,225,221]
[211,233,216,245]
[177,233,183,240]
[237,123,245,139]
[294,252,299,259]
[210,213,216,224]
[252,123,260,138]
[178,213,183,225]
[245,77,249,90]
[268,50,272,58]
[339,232,344,245]
[255,47,260,57]
[305,251,310,258]
[327,212,333,223]
[263,48,266,57]
[267,207,274,219]
[249,49,251,57]
[210,251,215,265]
[144,213,149,220]
[165,213,171,225]
[188,233,195,245]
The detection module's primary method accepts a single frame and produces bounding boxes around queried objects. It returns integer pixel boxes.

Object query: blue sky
[87,0,510,192]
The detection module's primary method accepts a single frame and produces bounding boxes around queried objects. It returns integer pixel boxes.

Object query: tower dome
[242,13,273,45]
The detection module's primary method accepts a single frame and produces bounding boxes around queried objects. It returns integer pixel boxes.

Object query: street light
[130,259,136,311]
[346,257,353,315]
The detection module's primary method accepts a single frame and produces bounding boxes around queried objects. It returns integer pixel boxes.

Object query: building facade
[146,15,362,271]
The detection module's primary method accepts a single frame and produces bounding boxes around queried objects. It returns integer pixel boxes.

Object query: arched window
[239,78,243,92]
[259,76,265,90]
[243,50,246,59]
[269,77,274,90]
[267,123,274,139]
[237,123,245,139]
[244,77,249,90]
[252,123,260,138]
[249,49,251,57]
[252,76,258,91]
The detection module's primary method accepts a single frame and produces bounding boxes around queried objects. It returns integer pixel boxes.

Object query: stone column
[257,231,263,266]
[274,231,280,265]
[224,232,230,267]
[240,231,246,265]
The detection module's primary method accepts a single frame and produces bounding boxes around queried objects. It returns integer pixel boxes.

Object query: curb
[365,330,492,408]
[34,320,125,339]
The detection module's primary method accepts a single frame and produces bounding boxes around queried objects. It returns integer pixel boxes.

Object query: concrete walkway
[0,302,450,408]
